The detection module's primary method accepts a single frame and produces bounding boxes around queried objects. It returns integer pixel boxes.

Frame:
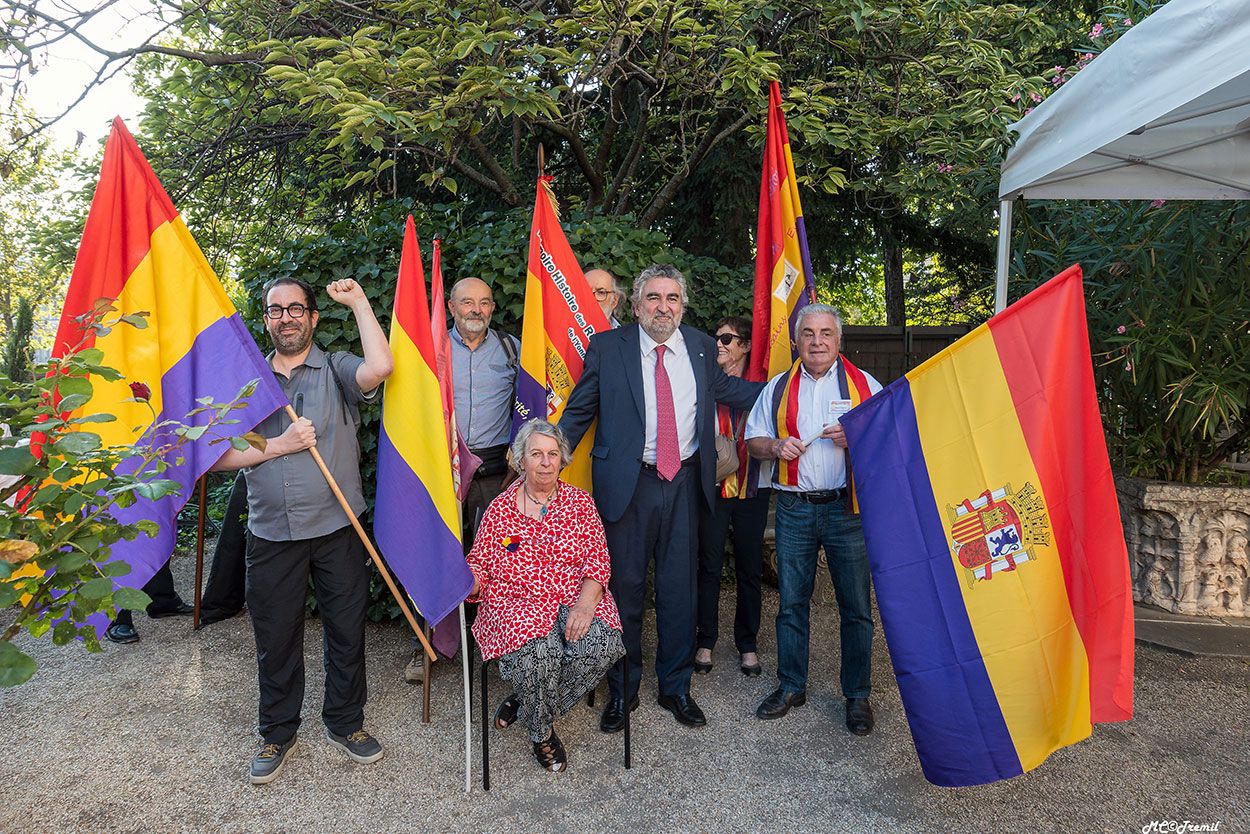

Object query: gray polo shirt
[450,327,518,450]
[244,344,378,542]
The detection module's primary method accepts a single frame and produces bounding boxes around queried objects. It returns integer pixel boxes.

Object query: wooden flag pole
[285,404,437,661]
[192,475,207,630]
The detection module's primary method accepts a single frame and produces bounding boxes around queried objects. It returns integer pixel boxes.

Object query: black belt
[641,453,698,473]
[792,488,847,504]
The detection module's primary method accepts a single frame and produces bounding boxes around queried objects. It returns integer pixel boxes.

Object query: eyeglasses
[716,333,746,346]
[591,288,615,300]
[264,303,311,320]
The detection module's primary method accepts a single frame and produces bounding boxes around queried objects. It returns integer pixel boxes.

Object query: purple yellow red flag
[840,265,1134,786]
[49,117,285,613]
[430,237,480,501]
[374,217,473,629]
[512,175,609,489]
[750,80,817,383]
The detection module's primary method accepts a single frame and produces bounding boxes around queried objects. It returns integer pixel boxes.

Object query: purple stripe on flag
[512,367,546,436]
[94,313,286,628]
[841,380,1022,787]
[374,426,473,627]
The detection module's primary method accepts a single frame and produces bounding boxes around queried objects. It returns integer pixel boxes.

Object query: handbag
[714,432,740,483]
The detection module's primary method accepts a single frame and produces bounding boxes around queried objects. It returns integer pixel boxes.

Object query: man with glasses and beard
[212,276,393,785]
[558,264,764,731]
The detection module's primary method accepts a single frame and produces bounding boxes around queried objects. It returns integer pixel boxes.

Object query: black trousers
[200,472,248,624]
[602,463,700,700]
[245,525,368,745]
[112,561,185,628]
[696,489,770,654]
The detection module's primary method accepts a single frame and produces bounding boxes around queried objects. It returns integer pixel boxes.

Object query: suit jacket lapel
[622,325,646,422]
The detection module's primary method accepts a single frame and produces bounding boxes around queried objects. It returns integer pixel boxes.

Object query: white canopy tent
[994,0,1250,311]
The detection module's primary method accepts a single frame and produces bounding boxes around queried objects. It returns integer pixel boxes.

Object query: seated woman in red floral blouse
[467,420,625,772]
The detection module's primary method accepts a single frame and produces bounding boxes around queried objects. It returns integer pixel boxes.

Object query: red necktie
[654,344,680,481]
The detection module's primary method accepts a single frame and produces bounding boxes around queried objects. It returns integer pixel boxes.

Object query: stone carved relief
[1119,477,1250,618]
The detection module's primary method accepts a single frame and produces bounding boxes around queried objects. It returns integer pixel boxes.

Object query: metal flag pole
[192,475,207,629]
[459,601,471,793]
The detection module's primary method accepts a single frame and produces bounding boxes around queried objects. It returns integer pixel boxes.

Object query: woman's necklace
[522,481,557,518]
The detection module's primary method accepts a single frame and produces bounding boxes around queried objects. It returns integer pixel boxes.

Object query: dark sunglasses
[716,333,746,346]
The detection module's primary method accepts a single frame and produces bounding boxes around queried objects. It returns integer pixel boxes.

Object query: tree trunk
[882,226,905,327]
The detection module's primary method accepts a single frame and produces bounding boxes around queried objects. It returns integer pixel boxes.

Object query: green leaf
[111,587,151,610]
[0,583,19,607]
[0,446,36,476]
[79,577,114,599]
[0,642,37,687]
[53,432,102,455]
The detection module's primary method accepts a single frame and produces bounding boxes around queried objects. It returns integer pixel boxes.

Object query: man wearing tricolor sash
[744,304,882,735]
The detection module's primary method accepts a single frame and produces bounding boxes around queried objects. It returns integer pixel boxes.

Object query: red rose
[129,381,151,402]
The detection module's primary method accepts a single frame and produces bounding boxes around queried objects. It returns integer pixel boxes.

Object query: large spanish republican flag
[749,80,817,383]
[840,265,1134,787]
[374,217,472,629]
[50,117,285,606]
[513,175,609,489]
[430,237,479,501]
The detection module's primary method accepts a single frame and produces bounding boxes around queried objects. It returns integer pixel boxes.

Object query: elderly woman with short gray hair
[466,420,625,772]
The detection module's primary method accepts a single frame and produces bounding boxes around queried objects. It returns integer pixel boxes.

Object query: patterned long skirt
[497,605,626,742]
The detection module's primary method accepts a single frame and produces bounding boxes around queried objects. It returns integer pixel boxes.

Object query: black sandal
[494,695,521,730]
[532,729,567,772]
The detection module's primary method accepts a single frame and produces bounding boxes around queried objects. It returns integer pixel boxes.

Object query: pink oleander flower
[1124,361,1133,372]
[1011,92,1021,103]
[1053,65,1064,73]
[1083,52,1094,62]
[1025,107,1033,115]
[1117,325,1127,334]
[1150,199,1166,209]
[1052,75,1065,86]
[1029,92,1041,103]
[1090,22,1105,38]
[1123,18,1132,25]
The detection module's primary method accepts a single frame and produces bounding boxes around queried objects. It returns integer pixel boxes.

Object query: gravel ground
[2,553,1247,834]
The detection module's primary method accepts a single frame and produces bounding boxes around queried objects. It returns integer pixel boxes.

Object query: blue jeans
[773,491,873,698]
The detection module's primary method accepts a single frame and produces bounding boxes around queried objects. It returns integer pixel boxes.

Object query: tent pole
[994,199,1013,314]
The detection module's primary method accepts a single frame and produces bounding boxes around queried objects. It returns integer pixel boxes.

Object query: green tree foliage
[4,0,1081,326]
[0,105,75,348]
[1,296,34,382]
[1012,200,1250,485]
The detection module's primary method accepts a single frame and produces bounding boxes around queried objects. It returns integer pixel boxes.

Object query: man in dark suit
[559,263,763,730]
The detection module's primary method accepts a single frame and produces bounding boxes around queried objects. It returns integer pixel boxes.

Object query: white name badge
[829,399,854,424]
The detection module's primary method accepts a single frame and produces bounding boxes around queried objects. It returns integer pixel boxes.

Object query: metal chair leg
[480,656,490,791]
[623,653,631,770]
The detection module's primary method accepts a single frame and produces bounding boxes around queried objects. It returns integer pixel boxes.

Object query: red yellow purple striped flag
[512,175,609,489]
[430,237,480,501]
[374,217,472,628]
[750,80,817,382]
[840,266,1134,786]
[49,117,286,612]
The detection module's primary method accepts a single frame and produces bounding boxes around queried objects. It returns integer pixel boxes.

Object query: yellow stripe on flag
[907,325,1093,771]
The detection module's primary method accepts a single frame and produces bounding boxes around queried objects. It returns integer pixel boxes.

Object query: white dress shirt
[639,327,699,464]
[744,358,882,491]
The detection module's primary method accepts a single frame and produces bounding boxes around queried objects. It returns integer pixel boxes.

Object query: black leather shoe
[148,601,194,618]
[845,698,875,736]
[756,687,807,719]
[657,693,707,727]
[693,660,713,674]
[106,622,139,644]
[599,695,639,734]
